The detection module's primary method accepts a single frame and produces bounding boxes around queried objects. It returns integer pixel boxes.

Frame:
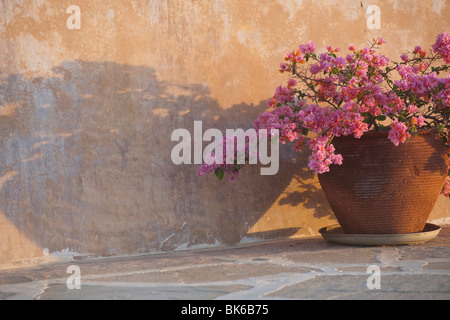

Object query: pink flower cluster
[298,104,369,138]
[396,65,440,98]
[197,154,242,182]
[252,106,300,144]
[442,177,450,197]
[395,64,450,111]
[388,120,411,146]
[197,135,252,182]
[280,41,316,73]
[294,104,370,173]
[434,79,450,110]
[433,32,450,64]
[267,85,295,107]
[307,137,343,174]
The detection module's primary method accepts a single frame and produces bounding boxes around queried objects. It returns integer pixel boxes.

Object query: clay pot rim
[333,127,442,140]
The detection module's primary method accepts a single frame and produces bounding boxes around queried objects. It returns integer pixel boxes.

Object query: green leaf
[376,115,387,121]
[362,113,373,124]
[215,168,224,180]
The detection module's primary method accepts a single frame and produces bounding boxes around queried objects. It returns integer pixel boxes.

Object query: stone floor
[0,226,449,301]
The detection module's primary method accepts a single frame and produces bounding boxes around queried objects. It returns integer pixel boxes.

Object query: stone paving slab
[0,226,449,300]
[38,283,254,300]
[267,274,450,300]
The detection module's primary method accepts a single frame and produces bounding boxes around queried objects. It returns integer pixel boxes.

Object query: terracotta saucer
[319,223,442,246]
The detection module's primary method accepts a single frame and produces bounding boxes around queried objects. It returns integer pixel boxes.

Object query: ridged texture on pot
[318,130,448,234]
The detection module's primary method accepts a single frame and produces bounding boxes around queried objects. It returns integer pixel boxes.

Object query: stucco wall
[1,0,449,268]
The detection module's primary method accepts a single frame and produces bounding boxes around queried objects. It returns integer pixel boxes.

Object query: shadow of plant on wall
[0,60,334,260]
[277,168,334,219]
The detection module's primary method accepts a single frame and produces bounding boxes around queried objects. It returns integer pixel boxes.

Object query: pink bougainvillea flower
[407,104,419,113]
[388,120,411,146]
[416,115,426,127]
[432,32,450,63]
[298,40,316,54]
[306,137,343,174]
[442,177,450,197]
[287,78,297,88]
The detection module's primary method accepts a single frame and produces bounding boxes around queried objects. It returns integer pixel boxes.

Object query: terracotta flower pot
[318,130,448,234]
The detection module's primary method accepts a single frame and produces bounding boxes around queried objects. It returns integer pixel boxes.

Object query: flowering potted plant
[199,32,450,235]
